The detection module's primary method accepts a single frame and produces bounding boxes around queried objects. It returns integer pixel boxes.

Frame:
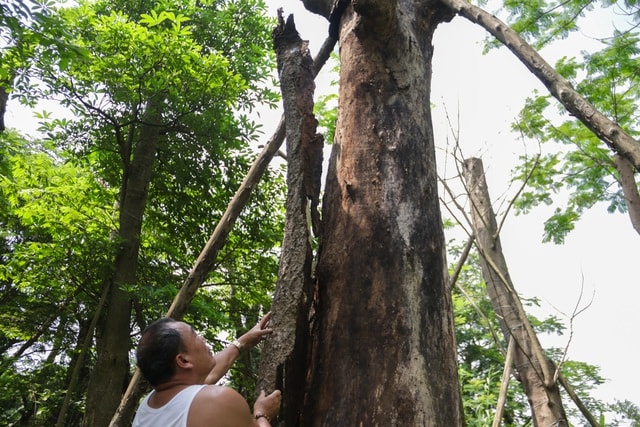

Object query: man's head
[136,318,216,387]
[136,318,183,387]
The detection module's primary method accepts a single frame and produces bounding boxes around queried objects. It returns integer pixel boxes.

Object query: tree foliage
[1,0,286,423]
[500,2,640,242]
[0,130,116,425]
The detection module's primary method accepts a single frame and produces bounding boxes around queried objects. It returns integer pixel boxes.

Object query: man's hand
[206,312,274,384]
[237,312,274,350]
[253,389,282,425]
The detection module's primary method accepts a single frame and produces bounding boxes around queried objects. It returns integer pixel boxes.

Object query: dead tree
[463,157,568,426]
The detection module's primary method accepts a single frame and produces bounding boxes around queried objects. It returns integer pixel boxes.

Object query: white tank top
[132,384,207,427]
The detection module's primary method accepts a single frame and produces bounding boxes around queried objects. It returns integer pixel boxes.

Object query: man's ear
[176,353,193,369]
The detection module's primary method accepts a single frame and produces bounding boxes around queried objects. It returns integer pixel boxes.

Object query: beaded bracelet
[254,412,270,422]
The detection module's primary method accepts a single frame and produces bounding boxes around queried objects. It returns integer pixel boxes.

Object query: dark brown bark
[84,98,163,427]
[440,0,640,172]
[257,13,321,426]
[0,85,9,132]
[300,0,333,19]
[614,154,640,235]
[463,157,568,427]
[299,1,463,425]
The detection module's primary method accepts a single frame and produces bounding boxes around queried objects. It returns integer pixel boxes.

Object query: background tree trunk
[297,1,463,425]
[463,157,568,426]
[0,84,9,132]
[84,98,163,427]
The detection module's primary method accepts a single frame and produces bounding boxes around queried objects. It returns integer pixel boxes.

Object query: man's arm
[205,312,273,384]
[188,385,281,427]
[188,385,254,427]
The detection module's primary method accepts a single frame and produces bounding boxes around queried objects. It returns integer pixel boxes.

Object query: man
[133,313,281,426]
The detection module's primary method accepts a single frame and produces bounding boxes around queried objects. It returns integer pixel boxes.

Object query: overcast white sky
[263,0,640,418]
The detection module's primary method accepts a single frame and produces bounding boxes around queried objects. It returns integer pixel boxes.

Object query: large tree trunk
[463,157,568,427]
[84,98,163,427]
[297,1,463,425]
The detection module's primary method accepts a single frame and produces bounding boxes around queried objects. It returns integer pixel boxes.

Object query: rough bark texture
[256,13,322,426]
[440,0,640,172]
[614,154,640,235]
[84,98,163,427]
[299,1,463,425]
[463,157,568,427]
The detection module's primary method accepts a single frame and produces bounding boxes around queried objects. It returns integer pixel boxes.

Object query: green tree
[2,0,285,425]
[0,130,116,425]
[0,0,81,132]
[504,4,640,243]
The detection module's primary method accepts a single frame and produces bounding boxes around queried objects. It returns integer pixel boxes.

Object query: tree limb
[558,373,601,427]
[493,338,514,427]
[440,0,640,172]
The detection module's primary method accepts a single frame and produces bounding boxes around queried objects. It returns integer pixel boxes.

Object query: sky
[261,0,640,419]
[3,0,637,421]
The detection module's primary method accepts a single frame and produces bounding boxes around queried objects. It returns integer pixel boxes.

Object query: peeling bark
[257,12,321,426]
[440,0,640,172]
[463,157,568,427]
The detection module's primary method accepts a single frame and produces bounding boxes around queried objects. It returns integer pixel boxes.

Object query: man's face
[174,322,216,381]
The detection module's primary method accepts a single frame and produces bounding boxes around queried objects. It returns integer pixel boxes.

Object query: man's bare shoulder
[187,385,254,427]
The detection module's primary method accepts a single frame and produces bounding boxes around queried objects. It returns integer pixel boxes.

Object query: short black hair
[136,318,183,387]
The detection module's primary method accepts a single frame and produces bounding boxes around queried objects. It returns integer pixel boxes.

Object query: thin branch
[559,373,601,427]
[551,275,595,383]
[496,153,541,236]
